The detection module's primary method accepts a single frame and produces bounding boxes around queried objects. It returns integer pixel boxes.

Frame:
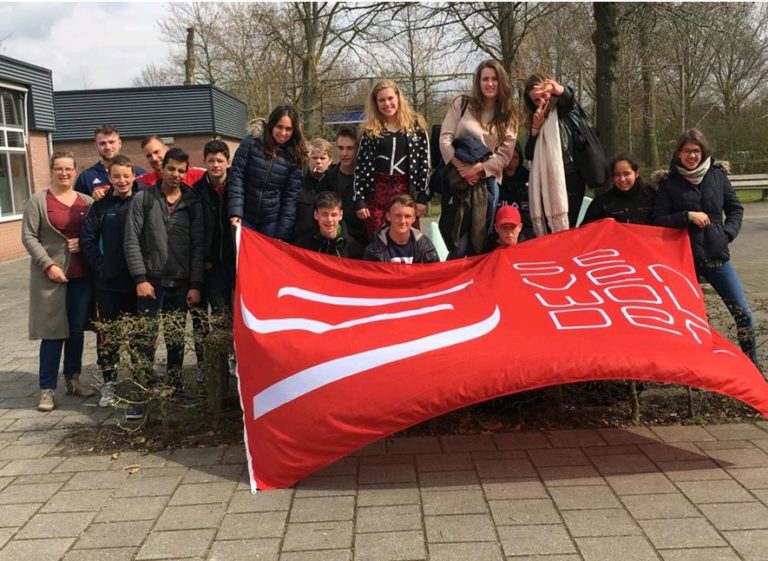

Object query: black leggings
[566,171,586,228]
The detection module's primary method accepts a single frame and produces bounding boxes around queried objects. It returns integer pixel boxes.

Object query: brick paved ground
[0,203,765,560]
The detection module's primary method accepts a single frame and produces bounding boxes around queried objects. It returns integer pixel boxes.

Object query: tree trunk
[592,3,619,160]
[300,2,321,138]
[497,2,519,76]
[637,6,659,169]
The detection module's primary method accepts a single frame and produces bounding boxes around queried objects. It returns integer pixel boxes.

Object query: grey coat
[21,189,93,340]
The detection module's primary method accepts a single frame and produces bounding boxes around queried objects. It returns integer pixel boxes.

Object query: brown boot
[65,375,96,398]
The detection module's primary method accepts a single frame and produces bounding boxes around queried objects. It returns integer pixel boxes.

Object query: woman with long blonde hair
[439,59,518,257]
[353,79,431,237]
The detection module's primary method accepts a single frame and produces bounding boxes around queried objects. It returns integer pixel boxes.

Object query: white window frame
[0,81,31,223]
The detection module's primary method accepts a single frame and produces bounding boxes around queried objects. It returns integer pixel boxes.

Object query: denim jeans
[95,289,137,382]
[192,265,235,365]
[697,260,757,364]
[135,283,188,386]
[242,220,278,238]
[39,276,93,390]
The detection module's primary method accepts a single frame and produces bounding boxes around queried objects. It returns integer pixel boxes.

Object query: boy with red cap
[484,205,523,252]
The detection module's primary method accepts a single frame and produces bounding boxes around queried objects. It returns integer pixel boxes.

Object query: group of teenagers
[22,59,758,414]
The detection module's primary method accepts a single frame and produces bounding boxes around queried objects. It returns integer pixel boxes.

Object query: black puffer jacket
[582,180,656,226]
[124,183,205,289]
[194,174,235,271]
[228,136,302,241]
[652,161,743,265]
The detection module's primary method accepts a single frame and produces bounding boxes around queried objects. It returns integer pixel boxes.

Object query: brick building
[52,85,247,172]
[0,55,55,261]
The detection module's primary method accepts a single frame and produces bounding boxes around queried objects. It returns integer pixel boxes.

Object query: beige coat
[21,189,92,340]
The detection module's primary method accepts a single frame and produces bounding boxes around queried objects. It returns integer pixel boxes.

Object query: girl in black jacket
[229,105,307,241]
[582,154,655,225]
[353,79,430,239]
[652,129,757,365]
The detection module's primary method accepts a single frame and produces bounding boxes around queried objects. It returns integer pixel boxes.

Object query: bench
[729,174,768,201]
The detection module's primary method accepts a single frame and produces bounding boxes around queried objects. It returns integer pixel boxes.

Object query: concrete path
[0,203,765,561]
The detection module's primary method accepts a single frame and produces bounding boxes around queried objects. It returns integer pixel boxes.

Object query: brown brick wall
[54,134,243,175]
[1,130,51,261]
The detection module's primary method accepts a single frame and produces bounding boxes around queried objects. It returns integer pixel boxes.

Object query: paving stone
[356,504,422,533]
[0,456,64,476]
[227,488,293,513]
[676,480,755,503]
[42,489,113,513]
[289,495,354,522]
[728,467,768,490]
[0,481,63,504]
[73,520,154,549]
[705,423,768,441]
[351,440,387,457]
[0,477,11,493]
[547,429,607,448]
[0,443,54,460]
[135,528,215,560]
[698,502,768,531]
[439,434,496,452]
[0,502,42,526]
[493,431,551,450]
[5,416,62,431]
[166,446,225,466]
[549,485,621,510]
[606,472,678,495]
[221,445,247,465]
[415,453,472,472]
[354,530,426,561]
[359,454,415,467]
[52,455,116,473]
[475,457,537,479]
[16,511,95,539]
[723,528,768,561]
[640,442,708,462]
[169,481,237,505]
[63,470,129,491]
[498,524,576,556]
[155,502,226,530]
[96,495,168,522]
[658,460,730,481]
[181,463,245,484]
[114,475,182,498]
[281,520,353,550]
[0,528,15,549]
[590,453,659,476]
[62,548,138,561]
[359,463,416,485]
[489,498,559,525]
[562,508,641,537]
[529,447,592,468]
[651,425,717,442]
[294,474,357,498]
[538,465,605,487]
[583,444,640,457]
[640,518,726,548]
[0,537,75,561]
[706,448,768,469]
[387,436,441,455]
[621,493,700,519]
[659,548,742,561]
[418,470,480,492]
[208,538,281,561]
[496,556,581,561]
[421,489,487,516]
[357,483,420,507]
[424,514,497,543]
[216,511,288,540]
[312,457,357,477]
[279,550,351,561]
[598,427,660,445]
[427,542,504,561]
[482,478,549,500]
[576,535,659,561]
[108,452,168,471]
[697,440,757,450]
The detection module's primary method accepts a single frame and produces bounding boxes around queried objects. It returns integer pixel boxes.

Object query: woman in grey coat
[21,152,94,412]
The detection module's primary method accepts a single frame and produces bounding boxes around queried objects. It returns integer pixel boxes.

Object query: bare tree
[592,2,620,160]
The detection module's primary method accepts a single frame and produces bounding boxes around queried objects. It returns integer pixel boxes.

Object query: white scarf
[530,109,569,237]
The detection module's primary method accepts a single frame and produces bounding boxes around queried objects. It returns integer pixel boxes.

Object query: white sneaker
[98,381,116,408]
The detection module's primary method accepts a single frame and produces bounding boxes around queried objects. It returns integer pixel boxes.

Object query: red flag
[233,220,766,490]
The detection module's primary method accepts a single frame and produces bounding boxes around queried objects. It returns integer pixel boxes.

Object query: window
[0,87,30,219]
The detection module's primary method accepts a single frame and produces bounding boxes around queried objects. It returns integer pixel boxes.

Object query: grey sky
[0,2,170,90]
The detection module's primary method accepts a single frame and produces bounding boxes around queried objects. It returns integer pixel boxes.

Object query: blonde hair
[309,138,333,158]
[361,79,427,137]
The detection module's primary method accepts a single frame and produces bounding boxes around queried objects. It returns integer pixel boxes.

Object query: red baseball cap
[495,205,522,226]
